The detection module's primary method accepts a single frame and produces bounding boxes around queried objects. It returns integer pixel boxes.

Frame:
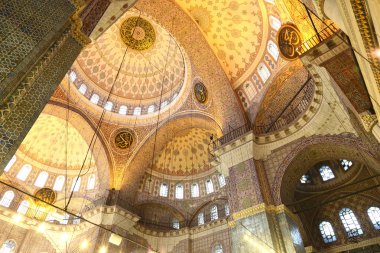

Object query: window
[267,40,279,60]
[258,63,270,83]
[73,214,81,225]
[104,101,113,111]
[90,94,100,104]
[172,93,178,99]
[160,101,168,109]
[319,221,337,243]
[0,239,16,253]
[211,205,218,221]
[206,179,214,194]
[225,204,230,216]
[198,212,204,225]
[147,105,155,114]
[16,164,32,181]
[78,84,87,95]
[300,174,311,184]
[4,155,16,172]
[175,184,184,199]
[244,81,257,101]
[87,174,96,190]
[0,191,14,207]
[214,244,223,253]
[319,165,335,181]
[69,71,77,82]
[133,107,141,116]
[71,177,81,192]
[59,213,70,225]
[17,200,29,215]
[34,171,49,188]
[339,208,363,237]
[368,207,380,230]
[340,159,353,171]
[173,219,180,229]
[118,105,128,115]
[159,183,168,197]
[191,183,199,198]
[218,174,226,188]
[269,15,281,31]
[53,176,65,191]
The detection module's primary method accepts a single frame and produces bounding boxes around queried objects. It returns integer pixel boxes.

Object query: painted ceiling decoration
[120,16,156,51]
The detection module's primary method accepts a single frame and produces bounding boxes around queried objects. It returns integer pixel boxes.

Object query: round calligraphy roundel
[35,188,56,205]
[276,24,303,61]
[194,82,208,104]
[115,131,134,149]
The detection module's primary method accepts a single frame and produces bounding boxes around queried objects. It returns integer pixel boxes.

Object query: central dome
[71,10,187,116]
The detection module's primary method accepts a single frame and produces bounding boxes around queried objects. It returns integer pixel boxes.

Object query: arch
[0,191,15,207]
[16,164,32,181]
[213,244,223,253]
[119,105,128,115]
[319,221,337,243]
[175,184,184,199]
[4,155,16,172]
[78,84,87,95]
[367,207,380,230]
[34,171,49,188]
[191,183,200,198]
[0,239,16,253]
[90,94,100,104]
[53,176,65,191]
[17,200,29,214]
[87,174,96,190]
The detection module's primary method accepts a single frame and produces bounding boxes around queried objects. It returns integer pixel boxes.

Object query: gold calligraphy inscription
[194,82,208,103]
[277,24,302,61]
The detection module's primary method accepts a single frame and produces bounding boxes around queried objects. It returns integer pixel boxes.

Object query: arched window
[133,107,141,116]
[90,94,100,104]
[175,184,184,199]
[159,183,168,197]
[0,239,16,253]
[59,213,70,225]
[218,174,226,188]
[172,93,178,99]
[17,200,29,215]
[340,159,353,171]
[4,155,16,172]
[87,174,96,190]
[367,207,380,230]
[258,63,271,83]
[78,84,87,95]
[191,183,199,198]
[118,105,128,115]
[225,204,230,216]
[244,81,257,101]
[104,101,113,111]
[147,105,155,114]
[300,174,311,184]
[210,205,218,221]
[267,40,279,60]
[214,244,223,253]
[206,179,214,194]
[69,71,77,82]
[269,15,281,31]
[53,176,65,191]
[0,191,15,207]
[198,212,204,225]
[172,219,180,229]
[339,208,363,237]
[319,221,337,243]
[71,177,81,192]
[160,101,168,109]
[319,165,335,181]
[16,164,32,181]
[34,171,49,188]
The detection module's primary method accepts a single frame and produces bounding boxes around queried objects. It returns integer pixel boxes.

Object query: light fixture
[80,240,89,250]
[109,233,122,246]
[37,223,46,233]
[98,246,107,253]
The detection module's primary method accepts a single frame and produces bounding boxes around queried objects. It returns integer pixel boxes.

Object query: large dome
[71,10,187,115]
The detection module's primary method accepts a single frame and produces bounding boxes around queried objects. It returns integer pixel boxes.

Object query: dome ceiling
[73,10,186,107]
[17,114,95,171]
[176,0,268,86]
[152,128,215,176]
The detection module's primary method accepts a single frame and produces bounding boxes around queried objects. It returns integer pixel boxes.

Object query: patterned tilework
[228,159,263,213]
[0,36,82,172]
[0,0,75,101]
[191,228,231,253]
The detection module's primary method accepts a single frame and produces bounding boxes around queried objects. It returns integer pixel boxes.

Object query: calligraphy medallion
[277,24,302,61]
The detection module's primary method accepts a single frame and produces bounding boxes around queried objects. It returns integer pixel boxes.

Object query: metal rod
[303,2,322,42]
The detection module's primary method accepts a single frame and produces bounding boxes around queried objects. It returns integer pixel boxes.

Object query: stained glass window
[319,221,337,243]
[191,183,199,198]
[175,184,184,199]
[258,63,271,83]
[206,179,214,194]
[53,176,65,191]
[198,212,204,225]
[367,207,380,230]
[319,165,335,181]
[90,94,100,104]
[339,208,363,237]
[133,107,141,116]
[300,174,311,184]
[0,191,15,207]
[16,164,32,181]
[147,105,155,114]
[268,40,279,60]
[34,171,49,188]
[218,174,226,187]
[119,105,128,115]
[104,101,113,111]
[214,244,223,253]
[173,219,180,229]
[87,174,96,190]
[0,239,16,253]
[211,205,218,221]
[160,183,168,197]
[17,200,29,215]
[4,155,16,172]
[340,160,353,171]
[78,84,87,95]
[71,177,81,192]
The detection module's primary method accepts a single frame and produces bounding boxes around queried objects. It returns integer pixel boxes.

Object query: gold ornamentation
[360,112,378,132]
[194,82,208,103]
[115,131,134,149]
[277,24,303,61]
[35,188,56,205]
[120,17,156,51]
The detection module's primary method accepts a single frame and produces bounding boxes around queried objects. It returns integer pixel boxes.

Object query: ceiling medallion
[115,130,134,149]
[194,82,208,104]
[34,188,56,205]
[276,23,303,61]
[120,17,156,51]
